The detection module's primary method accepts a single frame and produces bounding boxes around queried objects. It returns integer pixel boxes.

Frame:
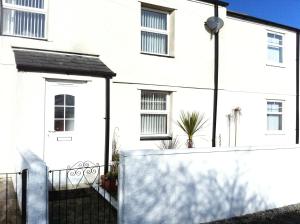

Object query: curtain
[267,102,282,130]
[141,32,167,55]
[141,9,168,54]
[267,115,282,130]
[267,33,283,63]
[2,8,45,38]
[141,114,167,135]
[5,0,44,9]
[141,91,167,135]
[141,9,167,30]
[141,91,166,110]
[268,46,282,63]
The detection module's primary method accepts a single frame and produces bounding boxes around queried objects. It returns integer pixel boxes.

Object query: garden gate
[48,162,117,224]
[0,170,27,224]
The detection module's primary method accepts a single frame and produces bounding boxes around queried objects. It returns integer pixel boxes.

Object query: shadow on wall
[17,149,48,224]
[122,157,272,224]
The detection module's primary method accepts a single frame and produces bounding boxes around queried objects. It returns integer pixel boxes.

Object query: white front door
[44,80,88,168]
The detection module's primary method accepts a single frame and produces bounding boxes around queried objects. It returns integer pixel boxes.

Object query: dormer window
[1,0,47,39]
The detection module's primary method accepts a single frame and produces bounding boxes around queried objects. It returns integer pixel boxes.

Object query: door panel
[44,80,87,168]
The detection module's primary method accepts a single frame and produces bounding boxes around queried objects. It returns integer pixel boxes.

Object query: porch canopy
[13,47,116,78]
[13,47,115,174]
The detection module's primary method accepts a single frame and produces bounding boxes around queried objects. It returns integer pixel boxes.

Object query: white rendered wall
[217,16,297,147]
[15,149,48,224]
[119,146,300,224]
[15,73,107,169]
[109,0,225,150]
[0,0,298,168]
[217,91,296,147]
[0,44,107,169]
[111,83,214,149]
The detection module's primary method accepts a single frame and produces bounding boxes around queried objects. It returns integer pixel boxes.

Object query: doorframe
[42,76,112,174]
[42,78,88,161]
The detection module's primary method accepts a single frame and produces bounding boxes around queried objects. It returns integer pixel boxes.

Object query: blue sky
[226,0,300,28]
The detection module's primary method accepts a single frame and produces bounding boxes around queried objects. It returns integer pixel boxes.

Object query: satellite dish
[205,16,224,34]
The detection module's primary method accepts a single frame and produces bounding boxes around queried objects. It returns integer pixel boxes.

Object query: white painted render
[14,149,48,224]
[119,146,300,223]
[0,0,298,169]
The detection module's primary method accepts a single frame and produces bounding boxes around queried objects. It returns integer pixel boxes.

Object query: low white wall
[119,145,300,224]
[15,149,48,224]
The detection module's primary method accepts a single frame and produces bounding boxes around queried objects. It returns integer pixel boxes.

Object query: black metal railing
[0,170,27,224]
[48,162,117,224]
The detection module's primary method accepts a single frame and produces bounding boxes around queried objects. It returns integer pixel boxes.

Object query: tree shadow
[120,155,272,224]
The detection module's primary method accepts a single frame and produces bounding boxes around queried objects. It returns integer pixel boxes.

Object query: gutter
[296,32,299,144]
[195,0,229,7]
[227,11,299,32]
[104,78,111,174]
[212,1,219,147]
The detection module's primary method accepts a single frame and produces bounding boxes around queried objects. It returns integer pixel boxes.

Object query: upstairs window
[267,101,283,131]
[267,32,283,64]
[1,0,47,38]
[141,90,170,136]
[141,8,169,55]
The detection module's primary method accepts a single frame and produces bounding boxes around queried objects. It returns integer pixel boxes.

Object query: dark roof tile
[14,49,116,78]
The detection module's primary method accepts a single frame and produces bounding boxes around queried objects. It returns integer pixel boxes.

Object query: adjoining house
[0,0,299,169]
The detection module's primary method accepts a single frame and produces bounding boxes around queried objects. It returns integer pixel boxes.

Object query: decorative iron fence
[48,161,117,224]
[0,170,27,224]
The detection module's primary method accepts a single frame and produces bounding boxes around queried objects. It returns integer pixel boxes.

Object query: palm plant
[177,111,208,148]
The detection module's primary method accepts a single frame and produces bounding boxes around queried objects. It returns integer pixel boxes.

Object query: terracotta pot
[100,175,118,193]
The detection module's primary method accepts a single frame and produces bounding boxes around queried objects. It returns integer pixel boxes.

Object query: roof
[196,0,229,7]
[227,11,299,32]
[13,48,116,78]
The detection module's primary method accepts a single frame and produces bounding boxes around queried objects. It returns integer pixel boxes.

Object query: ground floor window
[267,101,283,131]
[140,90,170,136]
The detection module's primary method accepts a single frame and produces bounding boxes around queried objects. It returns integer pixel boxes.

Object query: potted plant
[177,111,207,148]
[101,130,119,193]
[100,164,118,193]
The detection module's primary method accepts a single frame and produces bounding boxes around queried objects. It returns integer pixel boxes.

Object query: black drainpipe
[296,31,299,144]
[212,1,219,147]
[104,77,110,174]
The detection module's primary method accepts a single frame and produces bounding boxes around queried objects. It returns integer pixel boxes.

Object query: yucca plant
[177,111,207,148]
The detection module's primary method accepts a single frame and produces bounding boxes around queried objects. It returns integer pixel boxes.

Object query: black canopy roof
[14,48,116,78]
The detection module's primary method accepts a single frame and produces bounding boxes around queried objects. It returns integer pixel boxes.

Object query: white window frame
[54,94,75,132]
[140,90,171,137]
[141,7,170,56]
[266,100,283,132]
[267,31,284,66]
[1,0,48,39]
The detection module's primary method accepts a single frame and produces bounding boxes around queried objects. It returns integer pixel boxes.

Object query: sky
[226,0,300,28]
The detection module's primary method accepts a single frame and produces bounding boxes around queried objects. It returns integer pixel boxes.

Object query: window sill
[141,52,175,58]
[266,63,286,68]
[265,131,285,136]
[140,136,172,141]
[1,34,48,41]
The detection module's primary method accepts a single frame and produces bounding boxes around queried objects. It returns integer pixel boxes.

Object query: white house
[0,0,299,170]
